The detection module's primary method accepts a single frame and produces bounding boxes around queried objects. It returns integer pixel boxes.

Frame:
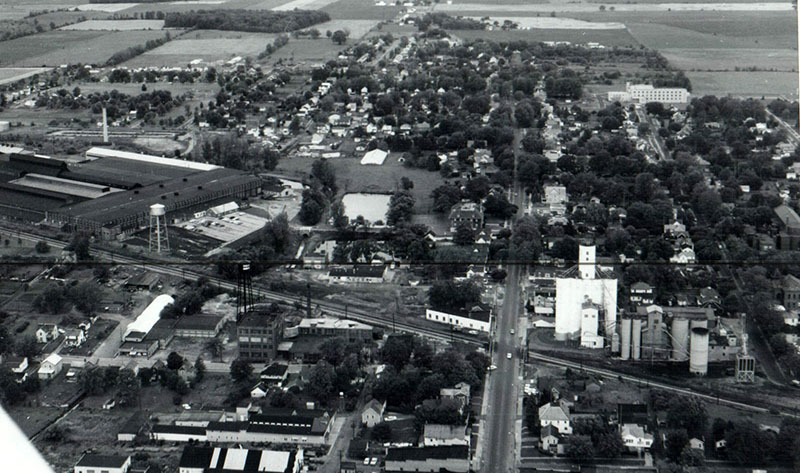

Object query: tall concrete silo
[620,316,632,360]
[690,327,709,375]
[631,318,643,361]
[671,318,690,362]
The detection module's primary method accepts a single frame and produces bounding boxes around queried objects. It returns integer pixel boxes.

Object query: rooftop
[385,445,469,462]
[178,446,296,473]
[175,314,223,331]
[329,265,386,278]
[75,454,130,468]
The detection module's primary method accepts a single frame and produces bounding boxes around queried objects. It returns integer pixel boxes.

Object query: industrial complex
[0,147,261,239]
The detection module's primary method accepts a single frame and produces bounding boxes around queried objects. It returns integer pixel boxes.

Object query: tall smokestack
[102,107,108,143]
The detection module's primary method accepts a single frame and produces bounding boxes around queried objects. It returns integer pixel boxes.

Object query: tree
[93,265,110,283]
[167,352,184,370]
[400,177,414,190]
[372,422,393,442]
[309,28,321,39]
[594,431,625,458]
[431,184,463,214]
[117,368,140,407]
[453,223,475,246]
[464,176,491,202]
[299,188,326,225]
[319,337,347,366]
[331,29,348,45]
[725,421,773,464]
[509,216,541,262]
[428,280,481,312]
[35,241,49,254]
[194,357,206,383]
[35,284,67,314]
[524,395,538,431]
[680,446,705,466]
[307,360,336,402]
[666,397,707,438]
[66,233,91,261]
[566,435,595,459]
[665,429,689,461]
[15,336,39,359]
[80,367,107,396]
[381,334,414,370]
[0,327,11,355]
[386,191,415,226]
[230,358,252,382]
[70,281,101,315]
[262,212,293,254]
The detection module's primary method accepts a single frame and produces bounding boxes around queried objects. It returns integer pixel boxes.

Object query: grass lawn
[128,30,275,67]
[321,0,401,20]
[61,19,165,30]
[685,71,798,99]
[309,19,380,39]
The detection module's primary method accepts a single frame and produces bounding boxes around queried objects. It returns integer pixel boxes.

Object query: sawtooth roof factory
[0,147,261,238]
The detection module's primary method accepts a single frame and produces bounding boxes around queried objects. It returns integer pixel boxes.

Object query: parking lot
[177,211,268,243]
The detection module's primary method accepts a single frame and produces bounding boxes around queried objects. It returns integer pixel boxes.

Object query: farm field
[661,48,797,72]
[272,0,340,11]
[483,17,625,29]
[0,29,175,67]
[126,30,274,67]
[453,27,640,48]
[686,71,798,99]
[61,19,165,30]
[0,67,52,85]
[310,19,380,39]
[263,38,347,67]
[321,0,400,20]
[434,2,793,13]
[1,1,83,20]
[73,2,138,12]
[626,22,792,50]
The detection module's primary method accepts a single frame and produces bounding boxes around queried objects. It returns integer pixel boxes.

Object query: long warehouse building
[46,168,261,237]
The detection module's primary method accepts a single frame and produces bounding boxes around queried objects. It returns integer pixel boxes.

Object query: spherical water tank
[690,327,709,375]
[671,318,690,362]
[620,317,632,361]
[150,203,166,216]
[631,318,643,361]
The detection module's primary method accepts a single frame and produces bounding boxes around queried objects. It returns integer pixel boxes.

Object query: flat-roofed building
[238,309,284,362]
[175,315,225,339]
[384,446,469,473]
[178,446,301,473]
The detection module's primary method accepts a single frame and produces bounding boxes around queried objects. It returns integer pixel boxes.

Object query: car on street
[510,329,515,335]
[506,352,512,359]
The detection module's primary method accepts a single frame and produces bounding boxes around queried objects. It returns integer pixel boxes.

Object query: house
[539,424,562,455]
[440,382,471,413]
[670,247,696,264]
[151,424,209,442]
[293,317,373,341]
[689,438,704,450]
[38,353,63,380]
[3,356,28,375]
[205,408,336,445]
[423,423,469,447]
[782,310,799,327]
[538,400,571,434]
[36,323,58,343]
[449,201,483,233]
[65,327,86,347]
[260,363,289,385]
[629,282,654,306]
[178,445,301,473]
[74,454,131,473]
[384,446,469,473]
[621,424,654,451]
[782,274,800,310]
[328,265,386,284]
[775,204,800,251]
[426,304,492,333]
[360,148,388,165]
[251,382,269,398]
[361,399,386,428]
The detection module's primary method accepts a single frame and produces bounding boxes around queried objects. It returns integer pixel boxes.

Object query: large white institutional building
[608,83,689,104]
[554,245,618,348]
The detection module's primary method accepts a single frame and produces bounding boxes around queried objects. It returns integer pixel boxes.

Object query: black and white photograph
[0,0,798,471]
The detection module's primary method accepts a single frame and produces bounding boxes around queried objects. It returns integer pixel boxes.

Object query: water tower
[148,203,169,253]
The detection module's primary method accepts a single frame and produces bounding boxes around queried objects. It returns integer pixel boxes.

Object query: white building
[554,245,618,347]
[608,82,689,104]
[178,446,302,473]
[74,454,131,473]
[425,305,492,333]
[361,399,386,428]
[38,353,63,380]
[538,400,572,435]
[621,424,653,451]
[35,324,58,343]
[423,424,469,447]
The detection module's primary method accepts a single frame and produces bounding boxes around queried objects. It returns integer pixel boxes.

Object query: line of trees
[105,32,173,66]
[163,10,330,33]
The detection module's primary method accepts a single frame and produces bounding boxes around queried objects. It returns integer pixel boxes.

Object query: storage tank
[671,318,690,361]
[690,319,708,330]
[620,317,632,360]
[631,318,643,361]
[690,327,709,375]
[150,203,166,216]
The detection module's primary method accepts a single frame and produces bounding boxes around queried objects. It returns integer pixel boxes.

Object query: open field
[453,28,640,47]
[0,67,52,85]
[434,2,794,13]
[272,0,339,11]
[125,30,274,66]
[310,19,379,39]
[275,154,446,212]
[686,71,798,99]
[0,29,175,67]
[262,38,347,67]
[321,0,400,20]
[74,2,138,12]
[661,48,797,72]
[1,1,84,20]
[61,19,165,30]
[626,22,792,50]
[478,17,625,29]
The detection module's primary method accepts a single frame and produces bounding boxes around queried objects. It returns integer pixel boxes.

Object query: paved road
[765,108,800,145]
[481,264,524,473]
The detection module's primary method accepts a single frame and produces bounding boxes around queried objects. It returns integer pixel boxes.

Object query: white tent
[124,294,174,339]
[360,149,388,165]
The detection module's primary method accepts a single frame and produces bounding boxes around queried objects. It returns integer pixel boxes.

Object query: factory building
[0,147,261,239]
[554,245,618,347]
